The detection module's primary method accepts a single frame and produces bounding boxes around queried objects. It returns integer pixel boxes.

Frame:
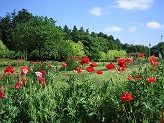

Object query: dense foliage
[1,9,162,61]
[0,56,163,123]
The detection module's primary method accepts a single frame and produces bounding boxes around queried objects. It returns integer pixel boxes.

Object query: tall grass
[0,58,163,123]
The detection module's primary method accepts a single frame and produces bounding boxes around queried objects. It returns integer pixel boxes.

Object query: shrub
[65,58,79,71]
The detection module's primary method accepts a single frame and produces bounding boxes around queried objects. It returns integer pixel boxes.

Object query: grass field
[0,58,144,84]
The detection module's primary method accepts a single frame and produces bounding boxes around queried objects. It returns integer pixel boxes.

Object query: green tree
[0,14,13,50]
[122,44,149,56]
[63,25,72,40]
[0,9,33,51]
[71,25,79,42]
[14,9,33,24]
[115,38,122,50]
[12,16,64,61]
[0,40,9,58]
[151,42,164,58]
[106,50,126,61]
[59,40,85,59]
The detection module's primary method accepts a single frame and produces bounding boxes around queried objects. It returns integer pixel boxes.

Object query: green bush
[6,50,20,59]
[106,50,127,61]
[65,58,79,71]
[29,50,40,60]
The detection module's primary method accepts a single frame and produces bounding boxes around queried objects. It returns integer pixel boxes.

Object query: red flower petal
[0,90,5,98]
[85,67,95,72]
[21,78,28,84]
[96,70,103,74]
[80,56,90,65]
[117,58,126,67]
[137,53,145,58]
[127,75,133,81]
[146,77,156,83]
[120,92,133,102]
[39,70,46,75]
[76,67,82,74]
[15,81,22,89]
[126,58,133,63]
[62,62,67,67]
[4,66,15,74]
[90,62,98,67]
[106,63,115,70]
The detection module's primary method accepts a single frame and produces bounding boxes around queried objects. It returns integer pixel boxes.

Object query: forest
[0,9,163,61]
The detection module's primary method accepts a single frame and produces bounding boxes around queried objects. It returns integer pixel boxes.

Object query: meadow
[0,56,164,123]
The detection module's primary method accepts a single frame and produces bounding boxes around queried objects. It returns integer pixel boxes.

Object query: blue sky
[0,0,164,46]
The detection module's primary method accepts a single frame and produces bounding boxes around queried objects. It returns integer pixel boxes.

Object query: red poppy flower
[39,70,46,75]
[120,92,133,102]
[85,67,95,72]
[149,56,157,62]
[137,53,145,58]
[37,77,46,83]
[90,62,97,67]
[126,58,133,63]
[96,70,103,74]
[0,90,5,98]
[135,75,141,81]
[151,61,158,66]
[30,61,34,64]
[146,77,156,84]
[4,66,15,74]
[21,66,29,70]
[62,62,67,67]
[20,69,29,75]
[106,63,115,70]
[122,67,126,71]
[15,81,22,89]
[38,77,46,87]
[20,66,29,75]
[80,56,90,65]
[21,78,28,84]
[127,75,133,81]
[76,67,82,74]
[149,56,158,66]
[117,58,126,67]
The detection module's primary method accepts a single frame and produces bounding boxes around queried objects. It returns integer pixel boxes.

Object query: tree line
[0,9,163,61]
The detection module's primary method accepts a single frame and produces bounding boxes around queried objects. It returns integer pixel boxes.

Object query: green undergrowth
[0,59,163,123]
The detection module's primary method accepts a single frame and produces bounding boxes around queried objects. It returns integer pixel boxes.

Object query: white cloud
[115,0,154,10]
[89,7,103,16]
[129,26,137,32]
[104,26,123,32]
[146,22,163,29]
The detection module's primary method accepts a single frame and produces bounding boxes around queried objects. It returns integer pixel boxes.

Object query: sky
[0,0,164,47]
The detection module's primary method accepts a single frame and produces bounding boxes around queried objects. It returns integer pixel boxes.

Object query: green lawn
[0,59,145,84]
